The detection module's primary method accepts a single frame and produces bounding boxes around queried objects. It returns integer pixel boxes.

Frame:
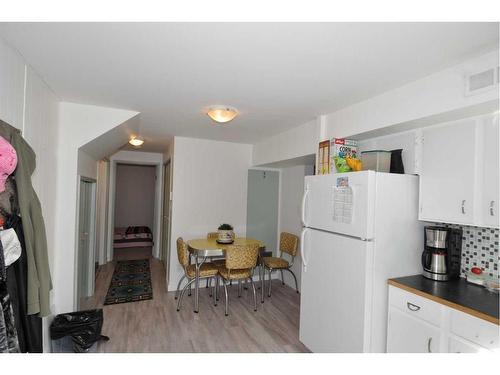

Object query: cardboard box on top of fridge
[330,138,358,173]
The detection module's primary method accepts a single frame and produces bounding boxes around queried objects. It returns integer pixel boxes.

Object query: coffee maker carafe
[422,226,462,281]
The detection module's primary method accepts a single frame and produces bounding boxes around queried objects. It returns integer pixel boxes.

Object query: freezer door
[303,171,376,239]
[299,229,373,352]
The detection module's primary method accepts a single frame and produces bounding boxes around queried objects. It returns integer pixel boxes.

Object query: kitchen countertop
[388,275,499,325]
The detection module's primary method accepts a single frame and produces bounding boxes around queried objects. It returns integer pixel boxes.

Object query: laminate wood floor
[81,248,309,353]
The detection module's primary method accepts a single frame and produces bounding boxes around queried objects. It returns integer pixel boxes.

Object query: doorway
[246,169,280,254]
[113,163,156,260]
[76,177,97,309]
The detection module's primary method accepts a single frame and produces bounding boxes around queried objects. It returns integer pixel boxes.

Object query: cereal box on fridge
[330,138,358,172]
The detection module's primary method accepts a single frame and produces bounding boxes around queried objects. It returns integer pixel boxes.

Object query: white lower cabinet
[387,286,499,353]
[387,307,441,353]
[448,336,484,353]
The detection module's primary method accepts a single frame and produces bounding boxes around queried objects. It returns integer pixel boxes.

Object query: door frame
[107,156,164,261]
[161,159,172,289]
[74,176,97,310]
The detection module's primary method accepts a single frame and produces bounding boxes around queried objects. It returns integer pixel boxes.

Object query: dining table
[186,237,266,313]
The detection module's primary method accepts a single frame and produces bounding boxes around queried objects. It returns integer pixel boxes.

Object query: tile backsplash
[439,223,499,279]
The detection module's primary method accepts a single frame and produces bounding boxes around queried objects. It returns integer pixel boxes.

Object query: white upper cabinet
[419,118,477,225]
[419,113,499,228]
[478,114,499,228]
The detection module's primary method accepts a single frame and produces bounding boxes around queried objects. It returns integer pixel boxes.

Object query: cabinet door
[387,307,441,353]
[448,336,486,353]
[479,114,499,228]
[420,119,476,224]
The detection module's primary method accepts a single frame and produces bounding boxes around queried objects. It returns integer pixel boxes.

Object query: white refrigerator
[299,171,424,352]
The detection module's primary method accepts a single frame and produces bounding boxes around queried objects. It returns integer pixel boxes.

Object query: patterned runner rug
[104,259,153,305]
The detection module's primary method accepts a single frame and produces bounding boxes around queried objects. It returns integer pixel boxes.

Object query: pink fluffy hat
[0,135,17,193]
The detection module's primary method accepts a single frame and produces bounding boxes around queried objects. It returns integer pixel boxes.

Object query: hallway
[81,248,308,353]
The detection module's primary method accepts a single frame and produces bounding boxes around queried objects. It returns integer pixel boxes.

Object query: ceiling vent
[465,66,499,96]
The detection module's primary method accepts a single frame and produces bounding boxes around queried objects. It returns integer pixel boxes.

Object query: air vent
[465,66,499,96]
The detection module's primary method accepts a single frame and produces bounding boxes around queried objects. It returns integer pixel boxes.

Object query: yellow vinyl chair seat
[263,256,289,269]
[186,263,219,278]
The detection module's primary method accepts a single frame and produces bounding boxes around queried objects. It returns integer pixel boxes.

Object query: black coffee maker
[421,226,462,281]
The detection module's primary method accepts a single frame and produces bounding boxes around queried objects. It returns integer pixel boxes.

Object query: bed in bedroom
[113,226,154,248]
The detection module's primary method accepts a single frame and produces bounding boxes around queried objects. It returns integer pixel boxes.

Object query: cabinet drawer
[389,286,442,327]
[449,309,499,349]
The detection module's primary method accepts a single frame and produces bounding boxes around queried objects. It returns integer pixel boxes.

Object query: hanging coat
[0,240,20,353]
[0,119,52,317]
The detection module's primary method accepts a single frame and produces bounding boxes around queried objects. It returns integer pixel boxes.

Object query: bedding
[113,226,154,248]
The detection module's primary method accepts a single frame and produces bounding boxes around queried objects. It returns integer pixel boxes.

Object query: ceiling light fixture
[129,137,144,147]
[206,105,238,123]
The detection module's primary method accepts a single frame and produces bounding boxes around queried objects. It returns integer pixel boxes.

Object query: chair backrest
[224,244,259,270]
[207,232,218,239]
[176,237,189,267]
[280,232,299,258]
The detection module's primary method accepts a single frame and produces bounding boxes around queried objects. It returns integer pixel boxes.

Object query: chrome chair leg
[216,274,220,302]
[280,270,285,285]
[238,280,242,297]
[209,277,213,297]
[286,268,299,293]
[213,276,218,306]
[188,282,192,296]
[223,280,229,316]
[177,278,196,311]
[250,277,257,312]
[260,265,265,303]
[268,267,273,297]
[174,275,186,300]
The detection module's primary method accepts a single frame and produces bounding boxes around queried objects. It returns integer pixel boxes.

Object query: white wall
[325,50,499,139]
[77,149,98,179]
[278,164,314,291]
[114,164,156,229]
[251,50,499,169]
[168,136,253,290]
[55,103,139,313]
[0,37,59,352]
[108,150,164,260]
[252,119,319,167]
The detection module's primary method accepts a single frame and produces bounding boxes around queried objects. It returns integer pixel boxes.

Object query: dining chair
[262,232,300,297]
[214,243,259,316]
[206,232,225,289]
[175,237,218,311]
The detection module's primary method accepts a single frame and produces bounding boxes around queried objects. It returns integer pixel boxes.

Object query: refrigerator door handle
[301,187,309,227]
[300,228,310,272]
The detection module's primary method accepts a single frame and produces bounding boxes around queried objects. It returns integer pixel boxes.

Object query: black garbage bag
[50,309,109,353]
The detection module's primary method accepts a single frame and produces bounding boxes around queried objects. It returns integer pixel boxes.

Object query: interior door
[420,119,476,224]
[77,178,96,309]
[161,161,172,283]
[246,169,279,254]
[299,229,371,352]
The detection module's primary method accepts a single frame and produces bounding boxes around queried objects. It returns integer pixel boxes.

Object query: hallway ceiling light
[129,137,144,147]
[206,106,238,123]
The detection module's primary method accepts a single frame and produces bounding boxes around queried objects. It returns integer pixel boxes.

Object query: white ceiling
[0,23,498,151]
